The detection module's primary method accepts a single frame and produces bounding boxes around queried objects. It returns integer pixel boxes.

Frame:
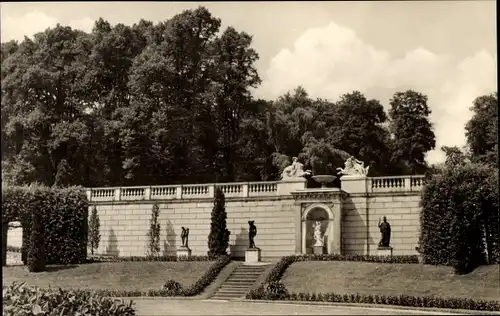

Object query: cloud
[257,21,497,164]
[0,10,94,42]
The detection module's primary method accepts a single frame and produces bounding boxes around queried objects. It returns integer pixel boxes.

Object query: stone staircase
[210,264,268,300]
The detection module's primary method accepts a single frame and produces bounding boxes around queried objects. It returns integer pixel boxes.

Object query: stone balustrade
[369,175,425,193]
[86,175,425,202]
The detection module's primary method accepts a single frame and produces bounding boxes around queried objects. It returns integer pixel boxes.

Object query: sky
[1,1,497,164]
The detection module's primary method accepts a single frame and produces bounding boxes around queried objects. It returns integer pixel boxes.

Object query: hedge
[2,184,89,266]
[3,282,136,316]
[246,255,500,311]
[27,212,45,272]
[419,163,499,273]
[86,255,213,263]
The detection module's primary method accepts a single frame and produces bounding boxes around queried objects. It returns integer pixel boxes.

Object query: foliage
[388,90,436,175]
[263,281,289,300]
[146,203,161,257]
[3,6,493,186]
[2,184,89,265]
[207,188,230,258]
[420,162,499,272]
[161,280,183,296]
[86,255,211,262]
[27,212,45,272]
[3,282,136,316]
[89,205,101,255]
[465,92,498,166]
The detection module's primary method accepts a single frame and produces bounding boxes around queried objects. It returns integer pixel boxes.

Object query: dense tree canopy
[1,6,493,187]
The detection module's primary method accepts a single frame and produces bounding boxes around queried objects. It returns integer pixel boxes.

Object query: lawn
[282,261,500,301]
[3,259,214,291]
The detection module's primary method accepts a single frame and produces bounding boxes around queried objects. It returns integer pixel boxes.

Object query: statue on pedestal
[313,221,324,247]
[281,157,312,180]
[181,227,189,248]
[248,221,257,248]
[378,217,391,247]
[337,156,369,176]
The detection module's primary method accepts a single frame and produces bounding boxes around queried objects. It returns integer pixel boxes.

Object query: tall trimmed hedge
[27,211,45,272]
[2,184,89,265]
[419,163,499,273]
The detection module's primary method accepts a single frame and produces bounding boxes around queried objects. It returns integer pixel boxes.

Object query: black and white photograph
[1,1,498,315]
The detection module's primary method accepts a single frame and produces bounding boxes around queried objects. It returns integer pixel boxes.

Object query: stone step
[214,288,247,295]
[218,284,251,289]
[224,278,257,283]
[231,271,263,275]
[210,293,244,300]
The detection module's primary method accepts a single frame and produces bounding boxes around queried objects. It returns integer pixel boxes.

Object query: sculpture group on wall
[337,156,369,176]
[281,157,312,180]
[280,155,369,181]
[378,216,391,247]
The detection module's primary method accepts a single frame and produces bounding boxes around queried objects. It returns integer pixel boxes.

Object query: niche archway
[301,204,335,254]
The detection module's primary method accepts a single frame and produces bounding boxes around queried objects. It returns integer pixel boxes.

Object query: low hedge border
[246,255,500,312]
[248,292,500,312]
[86,255,212,263]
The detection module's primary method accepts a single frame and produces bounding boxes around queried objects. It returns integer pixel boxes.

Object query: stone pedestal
[245,247,261,263]
[313,245,325,255]
[176,246,191,258]
[339,175,368,194]
[377,246,393,257]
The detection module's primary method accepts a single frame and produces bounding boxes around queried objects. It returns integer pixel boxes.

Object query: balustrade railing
[370,175,425,193]
[86,176,424,202]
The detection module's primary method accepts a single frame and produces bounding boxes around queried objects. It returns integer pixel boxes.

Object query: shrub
[86,254,211,263]
[263,281,289,300]
[161,280,183,296]
[207,188,230,258]
[89,205,101,255]
[146,203,161,258]
[420,163,499,272]
[2,184,89,265]
[3,282,136,316]
[28,211,45,272]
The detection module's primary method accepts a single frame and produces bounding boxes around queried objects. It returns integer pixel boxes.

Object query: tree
[89,205,101,255]
[1,25,93,186]
[465,92,498,166]
[28,212,45,272]
[327,91,393,175]
[208,188,230,258]
[389,90,436,174]
[441,146,469,167]
[210,26,261,182]
[146,203,161,257]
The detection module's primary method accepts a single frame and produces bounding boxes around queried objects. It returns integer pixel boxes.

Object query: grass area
[282,261,500,301]
[3,261,214,291]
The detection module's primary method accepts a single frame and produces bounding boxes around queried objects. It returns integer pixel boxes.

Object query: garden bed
[2,260,214,291]
[282,261,500,301]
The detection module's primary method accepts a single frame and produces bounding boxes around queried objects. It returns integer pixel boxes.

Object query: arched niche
[302,203,335,254]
